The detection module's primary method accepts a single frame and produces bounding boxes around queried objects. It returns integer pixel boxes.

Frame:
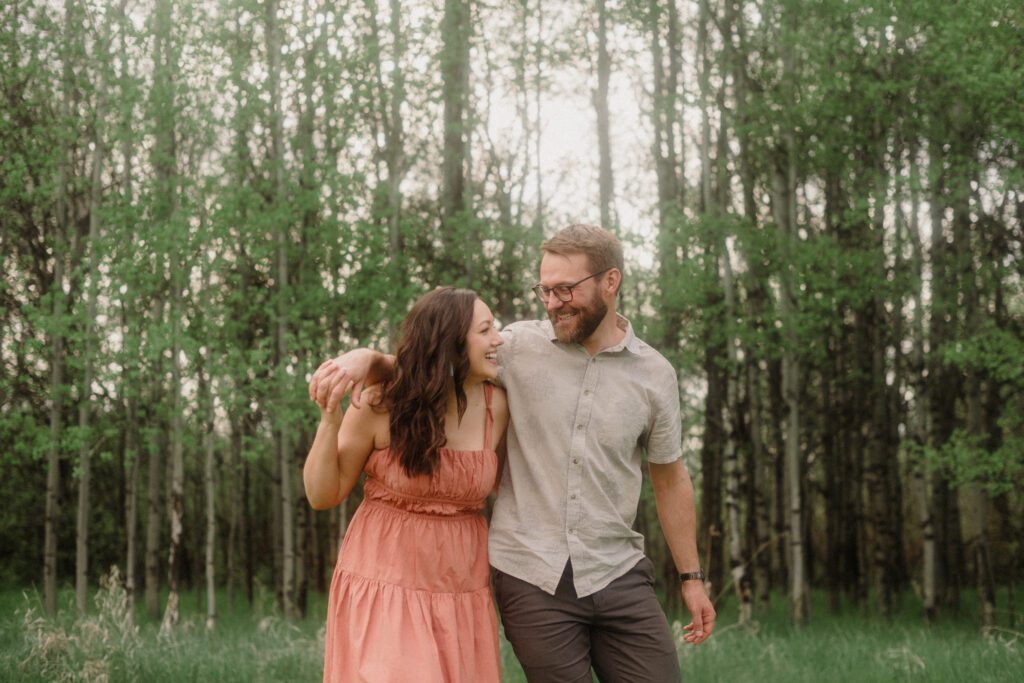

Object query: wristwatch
[679,569,706,582]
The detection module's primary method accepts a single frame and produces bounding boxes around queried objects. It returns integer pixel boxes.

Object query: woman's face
[464,298,503,383]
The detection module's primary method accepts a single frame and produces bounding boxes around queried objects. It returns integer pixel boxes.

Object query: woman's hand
[319,398,344,427]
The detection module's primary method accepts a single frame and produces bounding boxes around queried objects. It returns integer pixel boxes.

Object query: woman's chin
[467,367,498,384]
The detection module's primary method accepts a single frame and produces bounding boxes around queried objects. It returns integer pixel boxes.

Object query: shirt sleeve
[644,361,683,464]
[494,326,518,389]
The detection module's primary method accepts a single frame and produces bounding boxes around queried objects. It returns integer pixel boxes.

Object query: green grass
[2,580,1021,682]
[677,614,1023,682]
[674,588,1024,683]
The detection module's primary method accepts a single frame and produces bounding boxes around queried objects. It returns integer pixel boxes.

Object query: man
[311,225,714,682]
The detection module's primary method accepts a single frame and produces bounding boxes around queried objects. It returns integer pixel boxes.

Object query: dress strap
[483,383,494,451]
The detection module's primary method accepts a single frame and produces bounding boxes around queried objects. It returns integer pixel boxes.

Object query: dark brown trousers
[493,559,681,682]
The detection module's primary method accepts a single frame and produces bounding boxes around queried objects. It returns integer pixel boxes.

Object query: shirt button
[573,458,579,464]
[570,529,577,535]
[584,389,591,395]
[576,424,584,430]
[570,494,577,500]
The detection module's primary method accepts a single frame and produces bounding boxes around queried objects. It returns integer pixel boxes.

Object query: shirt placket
[565,354,600,593]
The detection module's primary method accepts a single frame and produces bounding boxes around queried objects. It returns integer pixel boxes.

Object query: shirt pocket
[591,388,648,456]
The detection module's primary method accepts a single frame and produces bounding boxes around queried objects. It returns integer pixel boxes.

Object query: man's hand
[308,349,379,412]
[680,582,715,645]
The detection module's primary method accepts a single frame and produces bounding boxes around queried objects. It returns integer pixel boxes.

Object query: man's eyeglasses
[532,268,612,303]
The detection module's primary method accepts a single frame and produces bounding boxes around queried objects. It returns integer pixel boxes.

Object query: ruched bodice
[362,445,498,516]
[323,384,501,683]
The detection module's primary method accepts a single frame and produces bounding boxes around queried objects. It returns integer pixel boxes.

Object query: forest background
[2,0,1023,675]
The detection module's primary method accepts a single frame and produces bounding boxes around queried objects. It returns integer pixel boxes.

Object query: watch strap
[679,569,706,582]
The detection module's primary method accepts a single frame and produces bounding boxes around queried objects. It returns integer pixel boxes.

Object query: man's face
[538,252,609,345]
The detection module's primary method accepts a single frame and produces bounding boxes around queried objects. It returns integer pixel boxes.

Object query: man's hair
[541,224,624,292]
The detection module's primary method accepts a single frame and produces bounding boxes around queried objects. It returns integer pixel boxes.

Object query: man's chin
[550,318,577,343]
[559,327,585,345]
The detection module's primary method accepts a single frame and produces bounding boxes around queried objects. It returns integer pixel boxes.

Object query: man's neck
[581,309,626,356]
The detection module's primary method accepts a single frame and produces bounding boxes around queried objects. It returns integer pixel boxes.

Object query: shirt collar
[543,314,644,355]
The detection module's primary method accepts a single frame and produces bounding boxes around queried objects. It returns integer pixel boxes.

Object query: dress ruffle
[323,441,500,683]
[325,570,499,683]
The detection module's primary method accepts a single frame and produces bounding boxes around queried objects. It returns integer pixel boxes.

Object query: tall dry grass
[18,566,138,682]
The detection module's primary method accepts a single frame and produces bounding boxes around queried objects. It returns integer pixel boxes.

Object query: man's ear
[605,268,622,297]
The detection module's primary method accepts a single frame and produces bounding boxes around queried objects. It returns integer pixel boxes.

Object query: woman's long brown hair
[380,287,478,477]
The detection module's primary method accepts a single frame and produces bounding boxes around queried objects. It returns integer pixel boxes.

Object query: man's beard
[550,297,608,345]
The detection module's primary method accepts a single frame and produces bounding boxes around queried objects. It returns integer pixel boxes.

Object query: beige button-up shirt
[489,316,682,597]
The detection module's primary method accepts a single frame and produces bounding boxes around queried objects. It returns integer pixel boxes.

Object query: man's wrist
[678,568,705,583]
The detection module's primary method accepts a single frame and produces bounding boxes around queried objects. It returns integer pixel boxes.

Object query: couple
[304,225,715,682]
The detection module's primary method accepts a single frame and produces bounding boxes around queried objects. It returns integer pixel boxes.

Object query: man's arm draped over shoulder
[309,349,395,411]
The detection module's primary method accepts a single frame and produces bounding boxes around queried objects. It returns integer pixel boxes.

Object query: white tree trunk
[721,240,751,625]
[154,0,182,635]
[75,67,106,613]
[772,142,807,625]
[774,1,808,625]
[266,0,295,619]
[124,395,140,621]
[904,146,937,622]
[161,277,185,635]
[205,419,217,631]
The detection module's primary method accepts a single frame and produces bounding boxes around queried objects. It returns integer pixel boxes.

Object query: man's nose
[544,295,564,313]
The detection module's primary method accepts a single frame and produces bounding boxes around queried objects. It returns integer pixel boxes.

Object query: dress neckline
[370,445,496,456]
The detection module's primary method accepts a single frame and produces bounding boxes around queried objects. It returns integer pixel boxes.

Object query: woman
[303,287,508,683]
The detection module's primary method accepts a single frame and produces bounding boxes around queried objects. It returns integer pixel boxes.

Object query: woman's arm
[494,440,508,492]
[490,385,509,492]
[303,390,384,510]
